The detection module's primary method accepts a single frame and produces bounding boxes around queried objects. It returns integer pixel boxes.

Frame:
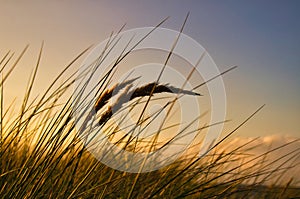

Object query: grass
[1,20,300,198]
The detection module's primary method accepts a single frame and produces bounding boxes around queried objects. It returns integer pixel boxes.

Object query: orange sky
[0,1,299,139]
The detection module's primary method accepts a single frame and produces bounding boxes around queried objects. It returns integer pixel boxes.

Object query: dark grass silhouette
[96,80,201,126]
[0,18,299,199]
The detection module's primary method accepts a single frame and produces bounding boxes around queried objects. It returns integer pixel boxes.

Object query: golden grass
[0,19,299,198]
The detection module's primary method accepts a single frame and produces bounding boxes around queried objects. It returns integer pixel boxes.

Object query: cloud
[220,135,300,186]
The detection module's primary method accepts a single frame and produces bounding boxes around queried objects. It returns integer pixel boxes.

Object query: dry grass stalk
[96,80,201,126]
[94,77,139,112]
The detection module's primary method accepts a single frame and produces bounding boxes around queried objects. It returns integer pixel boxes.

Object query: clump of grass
[0,18,299,199]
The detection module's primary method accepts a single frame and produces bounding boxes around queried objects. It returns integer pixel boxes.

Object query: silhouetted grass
[1,19,299,199]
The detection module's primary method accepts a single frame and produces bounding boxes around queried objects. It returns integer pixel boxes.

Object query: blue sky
[0,1,299,137]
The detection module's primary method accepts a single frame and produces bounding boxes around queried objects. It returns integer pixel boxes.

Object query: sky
[0,0,299,139]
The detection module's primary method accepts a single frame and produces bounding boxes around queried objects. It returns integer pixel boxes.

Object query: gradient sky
[0,1,299,138]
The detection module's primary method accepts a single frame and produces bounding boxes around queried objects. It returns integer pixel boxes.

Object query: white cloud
[220,135,300,186]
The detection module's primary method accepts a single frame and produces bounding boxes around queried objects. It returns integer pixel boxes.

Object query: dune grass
[1,22,300,198]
